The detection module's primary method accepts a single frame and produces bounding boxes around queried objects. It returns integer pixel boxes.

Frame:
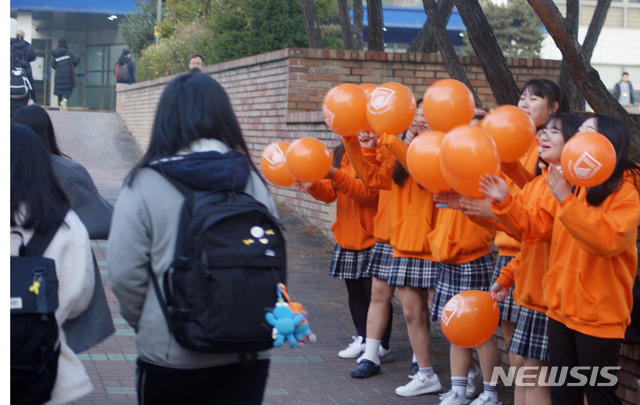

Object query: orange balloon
[481,105,536,162]
[261,142,295,187]
[440,290,499,348]
[366,82,416,136]
[441,163,485,199]
[561,131,616,187]
[285,138,332,183]
[322,84,368,137]
[406,131,452,193]
[440,125,501,185]
[359,83,377,132]
[423,79,475,132]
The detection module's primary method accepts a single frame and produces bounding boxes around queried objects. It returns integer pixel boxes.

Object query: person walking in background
[612,72,636,112]
[188,54,204,71]
[11,123,95,404]
[11,53,33,117]
[12,105,116,354]
[12,50,37,104]
[10,29,36,64]
[51,37,81,111]
[115,49,136,85]
[107,70,279,404]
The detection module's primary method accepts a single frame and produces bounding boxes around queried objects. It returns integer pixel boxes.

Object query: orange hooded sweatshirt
[344,134,437,260]
[306,154,378,251]
[492,174,640,339]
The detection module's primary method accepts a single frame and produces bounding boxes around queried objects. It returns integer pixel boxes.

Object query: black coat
[51,46,81,97]
[10,38,36,62]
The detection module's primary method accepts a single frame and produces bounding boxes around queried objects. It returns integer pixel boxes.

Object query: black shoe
[350,359,381,378]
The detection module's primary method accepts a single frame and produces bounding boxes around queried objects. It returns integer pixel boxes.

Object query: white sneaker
[395,372,442,397]
[356,346,393,364]
[338,336,365,359]
[467,363,483,399]
[469,393,502,405]
[439,390,470,405]
[59,98,67,111]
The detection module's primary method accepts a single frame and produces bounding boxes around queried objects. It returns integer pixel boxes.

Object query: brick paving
[49,110,513,405]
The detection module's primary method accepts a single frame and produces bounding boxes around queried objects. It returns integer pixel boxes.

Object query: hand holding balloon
[490,282,508,302]
[433,191,462,209]
[479,175,508,203]
[357,131,378,148]
[546,164,571,203]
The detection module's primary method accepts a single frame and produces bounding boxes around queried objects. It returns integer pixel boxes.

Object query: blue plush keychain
[265,283,316,347]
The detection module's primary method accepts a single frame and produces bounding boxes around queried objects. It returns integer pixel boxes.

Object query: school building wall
[115,48,639,405]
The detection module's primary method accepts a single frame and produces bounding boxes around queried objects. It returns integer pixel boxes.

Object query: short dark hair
[58,37,68,48]
[189,54,204,63]
[123,49,131,56]
[10,123,69,232]
[622,72,629,76]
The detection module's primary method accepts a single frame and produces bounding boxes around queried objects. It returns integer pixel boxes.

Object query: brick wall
[116,48,638,404]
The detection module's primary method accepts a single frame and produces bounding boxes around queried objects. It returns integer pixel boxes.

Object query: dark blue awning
[11,0,138,14]
[359,6,465,31]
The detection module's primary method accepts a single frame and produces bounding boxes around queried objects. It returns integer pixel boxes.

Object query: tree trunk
[582,0,611,61]
[367,0,385,51]
[422,0,483,108]
[407,0,454,54]
[337,0,355,50]
[527,0,640,160]
[353,0,364,50]
[453,0,521,105]
[559,0,580,111]
[299,0,324,49]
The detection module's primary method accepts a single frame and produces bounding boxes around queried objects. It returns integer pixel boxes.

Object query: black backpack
[11,68,31,99]
[115,61,129,83]
[11,213,65,405]
[148,175,287,361]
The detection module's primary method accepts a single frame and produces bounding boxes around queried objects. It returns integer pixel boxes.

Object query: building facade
[10,0,138,110]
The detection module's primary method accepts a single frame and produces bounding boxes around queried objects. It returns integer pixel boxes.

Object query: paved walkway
[49,111,513,405]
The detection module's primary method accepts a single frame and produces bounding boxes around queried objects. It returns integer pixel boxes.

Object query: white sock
[451,377,467,399]
[483,381,499,403]
[361,338,381,364]
[411,353,417,363]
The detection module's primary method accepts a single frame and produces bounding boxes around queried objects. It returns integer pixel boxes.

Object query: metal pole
[155,0,161,45]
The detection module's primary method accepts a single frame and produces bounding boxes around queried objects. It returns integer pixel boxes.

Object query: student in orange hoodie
[298,143,379,359]
[488,114,584,405]
[480,114,640,405]
[344,102,444,397]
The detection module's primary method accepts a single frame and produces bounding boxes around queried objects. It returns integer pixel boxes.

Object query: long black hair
[126,70,258,185]
[535,113,584,176]
[11,123,69,232]
[12,105,69,158]
[584,114,640,206]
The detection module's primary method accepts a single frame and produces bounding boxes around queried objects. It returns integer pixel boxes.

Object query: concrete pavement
[48,110,513,405]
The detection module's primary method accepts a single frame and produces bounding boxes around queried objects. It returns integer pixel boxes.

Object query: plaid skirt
[430,253,495,323]
[366,241,394,281]
[492,255,519,323]
[387,256,438,288]
[508,305,549,362]
[329,244,372,279]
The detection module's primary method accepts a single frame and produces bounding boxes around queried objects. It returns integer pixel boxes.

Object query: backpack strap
[24,208,68,257]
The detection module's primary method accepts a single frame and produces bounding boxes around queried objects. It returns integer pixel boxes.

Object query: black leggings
[547,318,622,405]
[136,358,270,405]
[345,278,372,330]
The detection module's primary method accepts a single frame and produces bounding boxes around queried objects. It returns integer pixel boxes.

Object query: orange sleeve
[380,133,408,171]
[306,179,336,204]
[495,253,518,290]
[331,169,379,204]
[501,161,535,189]
[342,136,393,190]
[468,215,520,241]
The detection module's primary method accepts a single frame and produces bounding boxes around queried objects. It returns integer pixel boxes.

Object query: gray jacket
[107,139,277,368]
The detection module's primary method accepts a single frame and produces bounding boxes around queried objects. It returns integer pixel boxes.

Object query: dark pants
[547,318,622,405]
[136,358,270,405]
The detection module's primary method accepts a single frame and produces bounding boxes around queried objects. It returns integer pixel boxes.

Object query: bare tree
[337,0,355,50]
[422,0,482,107]
[527,0,640,158]
[353,0,364,50]
[299,0,324,49]
[559,0,611,111]
[407,0,454,54]
[454,0,521,105]
[367,0,384,51]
